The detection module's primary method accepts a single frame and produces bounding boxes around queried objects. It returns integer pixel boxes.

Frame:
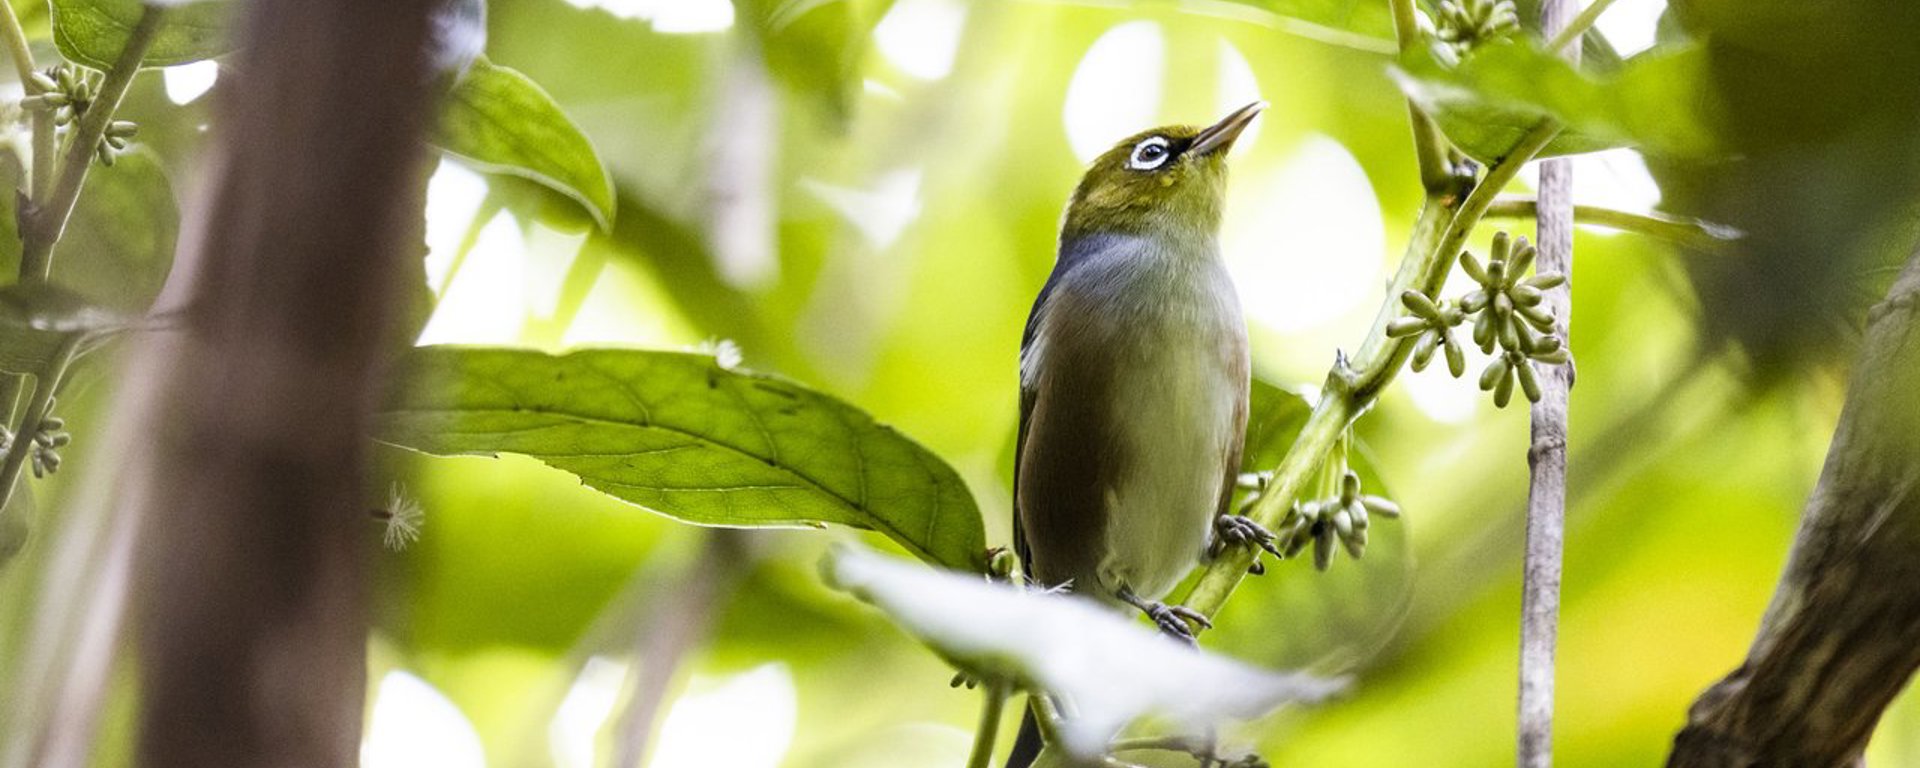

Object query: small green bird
[1007,102,1267,768]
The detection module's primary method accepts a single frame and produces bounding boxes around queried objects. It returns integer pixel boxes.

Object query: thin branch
[966,683,1011,768]
[1486,199,1741,251]
[0,337,76,521]
[17,6,165,283]
[0,0,34,87]
[1546,0,1619,54]
[610,530,750,768]
[1387,0,1453,193]
[1519,2,1578,765]
[1181,119,1563,621]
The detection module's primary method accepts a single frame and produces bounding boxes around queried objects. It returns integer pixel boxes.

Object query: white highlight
[1064,21,1165,163]
[874,0,967,80]
[650,664,798,768]
[361,671,485,768]
[550,656,630,768]
[562,0,734,33]
[1519,148,1664,224]
[1594,0,1666,57]
[800,168,924,250]
[418,213,526,345]
[1224,135,1386,332]
[163,60,218,105]
[825,546,1343,759]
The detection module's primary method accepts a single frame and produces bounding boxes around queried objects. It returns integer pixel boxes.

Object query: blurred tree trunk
[1667,247,1920,767]
[127,0,437,765]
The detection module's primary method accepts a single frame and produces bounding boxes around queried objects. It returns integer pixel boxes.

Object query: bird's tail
[1004,704,1043,768]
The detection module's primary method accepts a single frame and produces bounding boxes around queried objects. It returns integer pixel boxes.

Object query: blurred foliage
[0,0,1917,766]
[434,56,617,230]
[49,0,233,69]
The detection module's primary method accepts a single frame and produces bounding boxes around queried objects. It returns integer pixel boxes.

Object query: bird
[1005,101,1268,768]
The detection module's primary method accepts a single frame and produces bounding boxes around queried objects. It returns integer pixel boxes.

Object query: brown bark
[127,0,438,765]
[1667,250,1920,767]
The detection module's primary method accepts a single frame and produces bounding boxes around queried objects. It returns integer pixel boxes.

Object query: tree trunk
[128,0,438,765]
[1667,248,1920,767]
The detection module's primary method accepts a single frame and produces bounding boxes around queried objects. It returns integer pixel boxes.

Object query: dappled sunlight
[650,664,798,768]
[560,0,735,32]
[1224,135,1386,333]
[162,60,217,105]
[875,0,968,81]
[1064,21,1165,163]
[361,671,485,768]
[549,655,629,768]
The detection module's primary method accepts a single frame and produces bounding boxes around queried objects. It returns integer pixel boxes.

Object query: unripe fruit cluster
[1391,232,1569,407]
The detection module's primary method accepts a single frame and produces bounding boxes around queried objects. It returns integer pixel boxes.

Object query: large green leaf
[733,0,894,123]
[0,149,178,312]
[50,0,234,69]
[1390,40,1719,162]
[376,347,986,570]
[1222,0,1396,47]
[433,56,616,232]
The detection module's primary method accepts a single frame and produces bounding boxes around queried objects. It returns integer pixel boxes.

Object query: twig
[610,530,751,768]
[1485,199,1740,251]
[1387,0,1453,193]
[0,338,76,516]
[1181,119,1562,621]
[966,682,1011,768]
[17,6,166,283]
[1545,0,1619,54]
[1519,2,1578,766]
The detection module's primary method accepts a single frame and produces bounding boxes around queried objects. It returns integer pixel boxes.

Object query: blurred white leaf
[823,546,1346,758]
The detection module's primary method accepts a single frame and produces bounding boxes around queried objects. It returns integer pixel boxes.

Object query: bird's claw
[1145,602,1211,645]
[1212,514,1282,561]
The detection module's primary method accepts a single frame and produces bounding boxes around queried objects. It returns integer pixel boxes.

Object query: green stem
[1545,0,1619,53]
[965,683,1010,768]
[1485,198,1739,251]
[1386,0,1452,193]
[1181,120,1562,621]
[18,5,165,283]
[0,0,35,86]
[0,336,77,515]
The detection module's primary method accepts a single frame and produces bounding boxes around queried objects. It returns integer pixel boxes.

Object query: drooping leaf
[376,347,986,570]
[0,149,178,312]
[433,56,616,232]
[823,545,1344,758]
[50,0,235,70]
[1390,40,1719,162]
[0,284,137,374]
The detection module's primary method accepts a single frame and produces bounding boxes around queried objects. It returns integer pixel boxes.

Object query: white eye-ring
[1127,136,1173,170]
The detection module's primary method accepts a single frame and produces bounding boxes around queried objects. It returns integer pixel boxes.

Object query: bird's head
[1061,101,1265,242]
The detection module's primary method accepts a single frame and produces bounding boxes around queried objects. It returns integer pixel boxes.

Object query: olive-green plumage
[1062,124,1232,242]
[1005,100,1265,768]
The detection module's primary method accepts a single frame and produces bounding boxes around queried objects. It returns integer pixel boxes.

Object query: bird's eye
[1127,136,1172,170]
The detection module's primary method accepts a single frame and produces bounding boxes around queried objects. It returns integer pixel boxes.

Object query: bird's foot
[1211,514,1283,572]
[1120,590,1210,646]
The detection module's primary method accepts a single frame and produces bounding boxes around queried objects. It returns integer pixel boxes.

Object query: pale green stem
[434,193,504,298]
[0,0,35,86]
[965,683,1010,768]
[18,5,165,283]
[0,336,77,515]
[1545,0,1619,53]
[1386,0,1452,193]
[1486,198,1739,251]
[1181,120,1563,621]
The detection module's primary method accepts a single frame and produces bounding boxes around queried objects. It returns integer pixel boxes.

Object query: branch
[611,530,751,768]
[1518,2,1578,765]
[1666,251,1920,767]
[1545,0,1619,54]
[1387,0,1452,193]
[1182,119,1562,621]
[0,0,35,86]
[17,7,164,283]
[1486,199,1741,251]
[966,683,1011,768]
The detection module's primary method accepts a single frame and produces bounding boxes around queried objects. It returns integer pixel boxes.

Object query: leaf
[1390,40,1719,162]
[50,0,235,70]
[0,284,135,374]
[0,149,179,312]
[823,545,1344,758]
[376,346,986,570]
[734,0,895,123]
[433,56,617,232]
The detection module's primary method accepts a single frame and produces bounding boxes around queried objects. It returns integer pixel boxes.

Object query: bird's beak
[1189,100,1266,157]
